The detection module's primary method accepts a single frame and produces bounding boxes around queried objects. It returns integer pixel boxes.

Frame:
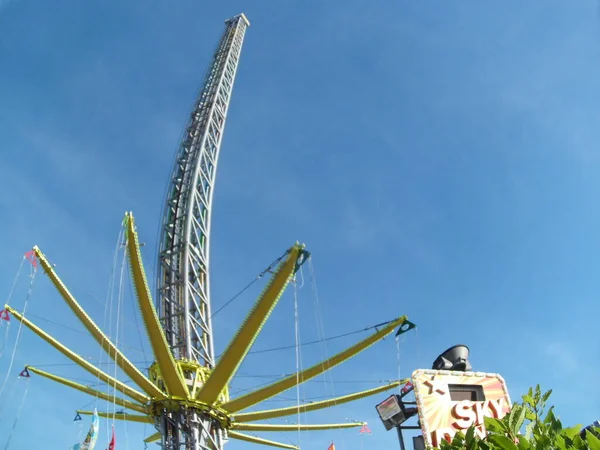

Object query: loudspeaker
[432,344,472,372]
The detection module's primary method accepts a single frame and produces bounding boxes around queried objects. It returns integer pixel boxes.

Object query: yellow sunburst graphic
[412,369,512,447]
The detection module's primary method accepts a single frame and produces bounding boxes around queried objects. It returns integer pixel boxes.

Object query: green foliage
[434,385,600,450]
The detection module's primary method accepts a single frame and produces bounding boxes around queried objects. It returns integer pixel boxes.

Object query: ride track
[2,12,416,450]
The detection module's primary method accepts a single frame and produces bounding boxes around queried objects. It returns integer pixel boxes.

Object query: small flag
[0,309,9,322]
[106,425,116,450]
[24,250,38,268]
[359,424,372,434]
[74,412,82,422]
[401,381,413,394]
[19,367,30,378]
[327,443,335,450]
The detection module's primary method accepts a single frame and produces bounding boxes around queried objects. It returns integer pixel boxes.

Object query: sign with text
[412,369,511,447]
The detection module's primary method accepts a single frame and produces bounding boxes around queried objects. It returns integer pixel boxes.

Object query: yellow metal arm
[4,304,148,404]
[197,244,307,405]
[26,366,147,413]
[32,246,165,400]
[229,431,298,450]
[231,422,365,432]
[144,432,161,443]
[233,380,406,422]
[77,410,152,424]
[125,213,188,398]
[222,315,407,412]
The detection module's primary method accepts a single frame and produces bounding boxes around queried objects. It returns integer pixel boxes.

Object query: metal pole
[396,426,406,450]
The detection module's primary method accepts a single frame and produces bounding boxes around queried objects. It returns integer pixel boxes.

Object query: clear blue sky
[1,0,600,449]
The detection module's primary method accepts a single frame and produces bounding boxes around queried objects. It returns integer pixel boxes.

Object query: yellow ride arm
[26,366,147,414]
[33,246,165,400]
[144,432,161,443]
[229,431,298,449]
[231,422,365,432]
[222,316,408,412]
[4,304,148,404]
[196,244,307,406]
[77,410,152,424]
[233,380,406,422]
[125,213,188,398]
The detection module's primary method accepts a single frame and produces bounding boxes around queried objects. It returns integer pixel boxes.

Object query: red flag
[106,426,116,450]
[327,443,335,450]
[24,250,38,268]
[0,309,9,322]
[359,424,372,434]
[401,381,413,394]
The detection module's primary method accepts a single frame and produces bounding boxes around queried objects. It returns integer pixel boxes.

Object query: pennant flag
[0,309,9,322]
[72,408,99,450]
[401,381,413,394]
[395,320,416,337]
[19,368,30,378]
[24,250,38,268]
[106,425,115,450]
[359,424,372,434]
[74,412,83,422]
[327,443,336,450]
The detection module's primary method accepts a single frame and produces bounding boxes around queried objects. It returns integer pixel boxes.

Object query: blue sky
[1,0,600,449]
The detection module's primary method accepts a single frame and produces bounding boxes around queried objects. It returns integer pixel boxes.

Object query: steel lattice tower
[157,13,250,450]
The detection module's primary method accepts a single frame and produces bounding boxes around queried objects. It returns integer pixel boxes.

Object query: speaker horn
[432,344,472,372]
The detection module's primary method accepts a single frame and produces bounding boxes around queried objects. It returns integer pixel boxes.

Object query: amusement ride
[0,13,416,450]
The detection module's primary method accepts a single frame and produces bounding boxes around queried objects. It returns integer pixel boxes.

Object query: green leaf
[464,425,477,450]
[488,434,519,450]
[561,425,583,440]
[486,416,509,434]
[554,435,568,450]
[517,436,532,450]
[541,389,552,403]
[586,430,600,450]
[509,405,527,436]
[522,395,535,407]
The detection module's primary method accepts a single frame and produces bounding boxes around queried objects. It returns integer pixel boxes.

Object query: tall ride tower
[157,13,250,450]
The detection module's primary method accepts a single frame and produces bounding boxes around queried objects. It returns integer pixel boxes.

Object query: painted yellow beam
[229,431,298,450]
[77,410,152,424]
[125,213,188,399]
[32,246,165,400]
[232,422,365,432]
[222,315,408,412]
[233,380,407,422]
[144,432,161,443]
[197,244,306,405]
[26,366,147,414]
[4,304,148,404]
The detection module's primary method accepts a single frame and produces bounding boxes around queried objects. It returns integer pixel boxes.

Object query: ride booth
[376,345,512,450]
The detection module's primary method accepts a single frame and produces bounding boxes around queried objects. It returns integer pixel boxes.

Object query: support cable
[309,258,346,450]
[0,263,37,401]
[293,279,302,449]
[216,319,399,359]
[0,321,11,359]
[2,378,29,450]
[0,257,24,361]
[112,241,128,430]
[211,249,291,318]
[97,223,125,440]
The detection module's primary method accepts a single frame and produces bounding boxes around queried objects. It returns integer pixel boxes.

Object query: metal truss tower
[157,13,250,450]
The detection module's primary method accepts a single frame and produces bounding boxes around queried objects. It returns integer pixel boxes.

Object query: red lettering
[431,397,510,446]
[488,398,506,419]
[452,400,476,429]
[431,428,455,447]
[474,401,486,425]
